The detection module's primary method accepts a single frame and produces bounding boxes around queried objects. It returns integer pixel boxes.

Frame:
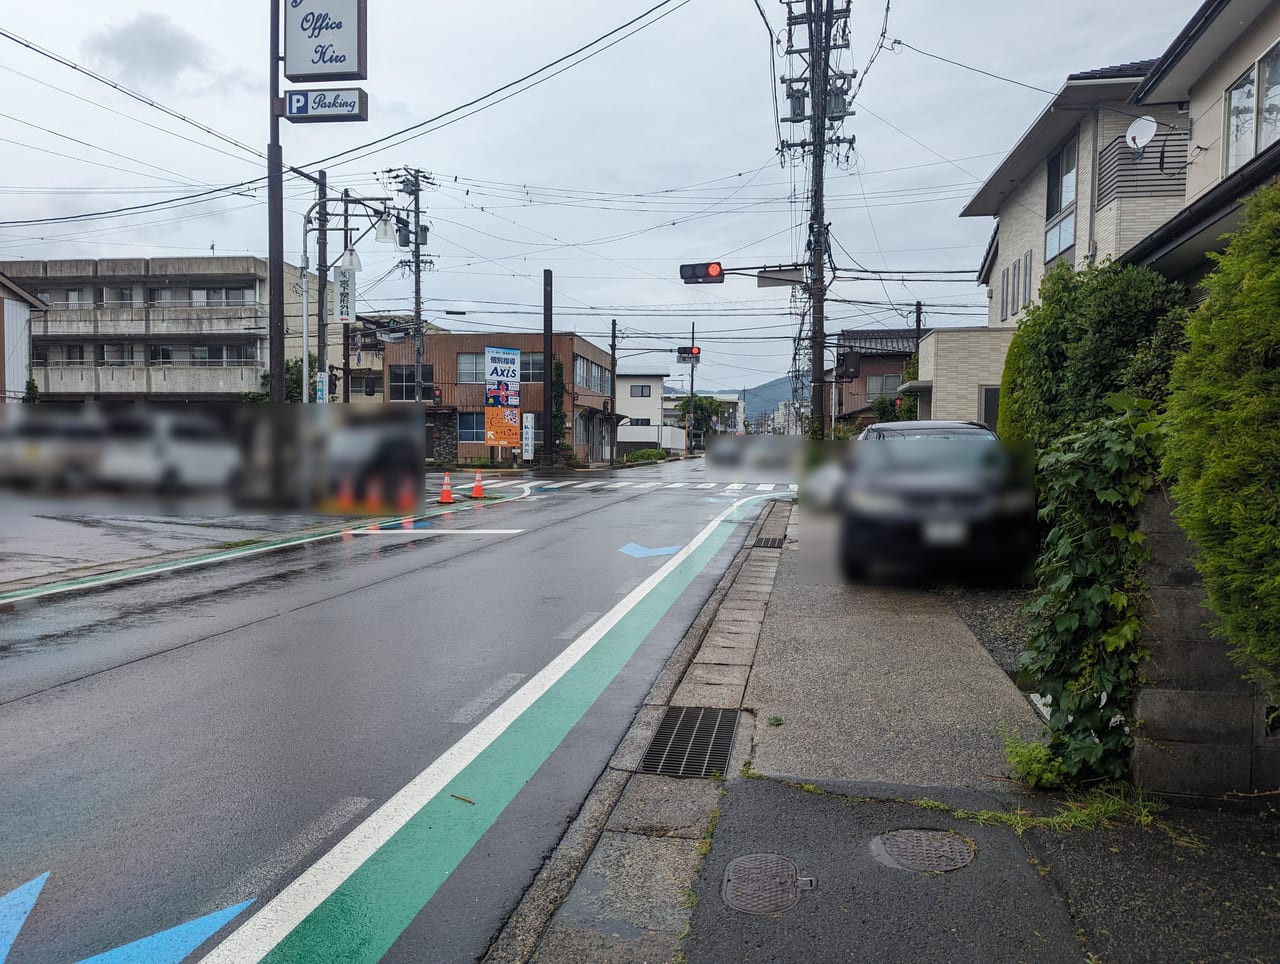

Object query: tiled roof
[837,327,929,355]
[1067,59,1158,82]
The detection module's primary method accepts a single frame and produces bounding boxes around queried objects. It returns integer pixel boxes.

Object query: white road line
[353,529,524,536]
[477,479,520,489]
[605,481,633,488]
[633,482,663,489]
[449,673,528,725]
[205,496,756,962]
[538,481,576,489]
[789,484,799,491]
[695,483,717,489]
[574,481,608,489]
[726,483,746,490]
[755,484,776,491]
[556,612,604,640]
[214,796,372,908]
[663,482,690,489]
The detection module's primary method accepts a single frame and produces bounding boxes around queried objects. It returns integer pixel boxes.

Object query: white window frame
[457,352,484,383]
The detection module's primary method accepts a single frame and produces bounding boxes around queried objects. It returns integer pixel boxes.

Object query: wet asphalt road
[0,460,782,963]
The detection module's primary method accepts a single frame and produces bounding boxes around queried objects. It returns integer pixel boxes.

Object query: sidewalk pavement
[492,500,1280,963]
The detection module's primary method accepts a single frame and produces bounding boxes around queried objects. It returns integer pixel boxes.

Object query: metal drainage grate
[754,536,785,549]
[722,853,815,915]
[870,829,975,873]
[638,706,739,778]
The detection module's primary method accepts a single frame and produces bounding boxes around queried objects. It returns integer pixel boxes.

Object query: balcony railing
[32,302,268,337]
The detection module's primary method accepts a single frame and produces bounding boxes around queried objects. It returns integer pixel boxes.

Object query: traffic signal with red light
[676,346,701,365]
[431,386,443,404]
[679,262,725,284]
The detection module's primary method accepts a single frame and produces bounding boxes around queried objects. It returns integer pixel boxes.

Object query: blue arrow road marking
[619,542,683,558]
[76,899,253,964]
[1,872,48,963]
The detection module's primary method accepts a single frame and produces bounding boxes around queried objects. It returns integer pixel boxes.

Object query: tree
[246,353,318,403]
[675,394,725,442]
[22,377,38,403]
[1164,181,1280,696]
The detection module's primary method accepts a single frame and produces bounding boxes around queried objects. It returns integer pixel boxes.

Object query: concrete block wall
[1131,488,1277,799]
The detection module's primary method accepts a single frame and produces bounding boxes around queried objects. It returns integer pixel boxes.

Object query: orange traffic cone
[471,470,485,499]
[397,474,417,512]
[336,473,355,512]
[439,471,454,504]
[365,475,385,513]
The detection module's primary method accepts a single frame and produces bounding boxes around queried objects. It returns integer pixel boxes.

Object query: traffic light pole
[685,322,695,458]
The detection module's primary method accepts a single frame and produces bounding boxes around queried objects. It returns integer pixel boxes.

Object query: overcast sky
[0,0,1204,393]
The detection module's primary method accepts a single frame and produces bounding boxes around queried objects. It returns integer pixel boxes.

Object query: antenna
[1126,116,1158,159]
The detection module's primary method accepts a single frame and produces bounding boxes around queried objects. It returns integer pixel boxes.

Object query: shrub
[1019,397,1162,781]
[1001,726,1066,790]
[625,448,666,463]
[998,260,1183,452]
[1164,182,1280,696]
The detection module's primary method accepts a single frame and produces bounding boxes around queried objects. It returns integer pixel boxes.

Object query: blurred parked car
[2,412,105,491]
[840,421,1035,582]
[97,412,243,494]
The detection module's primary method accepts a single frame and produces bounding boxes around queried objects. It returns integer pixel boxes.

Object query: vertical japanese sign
[334,267,354,325]
[522,413,536,461]
[484,346,521,447]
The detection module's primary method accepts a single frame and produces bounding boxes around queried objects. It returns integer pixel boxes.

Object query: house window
[150,346,174,366]
[63,345,85,366]
[1225,41,1280,176]
[457,352,484,383]
[631,417,652,426]
[100,344,134,366]
[1023,250,1033,307]
[109,287,135,305]
[520,352,544,382]
[630,384,652,397]
[574,355,589,387]
[1000,267,1009,321]
[574,414,587,445]
[1011,260,1020,316]
[866,373,902,400]
[458,412,484,442]
[1045,133,1077,262]
[388,364,431,401]
[148,288,175,304]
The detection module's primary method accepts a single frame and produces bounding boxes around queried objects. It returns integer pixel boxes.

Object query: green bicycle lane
[203,494,774,963]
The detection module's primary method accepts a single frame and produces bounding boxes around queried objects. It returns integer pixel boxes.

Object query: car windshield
[854,435,1005,473]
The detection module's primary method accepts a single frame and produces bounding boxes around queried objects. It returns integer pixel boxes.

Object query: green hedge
[1164,182,1280,696]
[624,448,666,463]
[997,260,1183,451]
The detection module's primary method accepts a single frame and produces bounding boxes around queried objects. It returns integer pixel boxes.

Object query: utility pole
[914,300,923,351]
[316,171,328,390]
[267,0,284,404]
[609,317,617,468]
[341,190,351,402]
[543,270,553,469]
[781,0,853,440]
[685,321,695,458]
[412,176,423,404]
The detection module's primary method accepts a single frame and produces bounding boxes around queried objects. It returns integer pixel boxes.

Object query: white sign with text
[334,267,355,325]
[284,0,368,82]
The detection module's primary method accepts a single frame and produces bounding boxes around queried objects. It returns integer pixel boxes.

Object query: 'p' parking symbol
[288,92,308,115]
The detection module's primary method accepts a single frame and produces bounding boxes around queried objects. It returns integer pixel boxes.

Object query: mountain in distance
[739,375,793,421]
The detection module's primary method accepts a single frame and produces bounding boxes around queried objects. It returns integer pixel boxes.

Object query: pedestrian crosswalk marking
[424,478,798,496]
[606,481,633,488]
[539,481,575,489]
[575,481,608,489]
[662,482,690,488]
[726,483,745,490]
[755,484,775,491]
[695,483,716,489]
[633,482,663,488]
[479,479,520,489]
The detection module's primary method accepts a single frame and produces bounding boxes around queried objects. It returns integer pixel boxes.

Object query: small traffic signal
[327,367,338,397]
[431,386,443,404]
[679,262,725,284]
[677,346,701,356]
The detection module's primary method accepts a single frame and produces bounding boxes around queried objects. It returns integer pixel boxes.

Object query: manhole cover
[870,830,975,873]
[721,853,814,915]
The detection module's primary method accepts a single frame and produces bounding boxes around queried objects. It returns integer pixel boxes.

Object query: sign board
[484,346,521,408]
[522,413,536,461]
[485,407,520,447]
[284,0,368,82]
[676,352,700,366]
[756,268,806,288]
[315,371,327,403]
[285,87,368,123]
[334,267,355,325]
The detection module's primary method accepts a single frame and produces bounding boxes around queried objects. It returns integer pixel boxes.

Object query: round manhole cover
[870,829,975,873]
[721,853,813,915]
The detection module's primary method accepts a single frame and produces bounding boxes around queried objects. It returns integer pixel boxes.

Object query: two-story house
[906,61,1189,426]
[832,327,929,425]
[617,371,687,455]
[1120,0,1280,287]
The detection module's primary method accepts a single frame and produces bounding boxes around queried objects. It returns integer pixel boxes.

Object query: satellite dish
[1126,115,1158,152]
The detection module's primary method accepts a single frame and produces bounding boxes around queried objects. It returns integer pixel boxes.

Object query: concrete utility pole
[781,0,854,440]
[685,322,695,458]
[342,190,351,402]
[267,0,284,403]
[387,168,433,403]
[543,270,554,468]
[610,317,617,468]
[316,172,328,384]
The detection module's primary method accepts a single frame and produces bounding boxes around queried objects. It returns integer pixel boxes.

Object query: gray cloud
[85,12,211,86]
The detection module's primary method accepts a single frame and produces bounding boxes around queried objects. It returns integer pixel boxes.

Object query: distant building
[1,270,43,402]
[832,327,929,425]
[0,257,334,401]
[381,331,614,464]
[617,370,685,454]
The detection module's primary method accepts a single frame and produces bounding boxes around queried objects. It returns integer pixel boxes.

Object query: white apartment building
[0,257,336,401]
[618,371,685,454]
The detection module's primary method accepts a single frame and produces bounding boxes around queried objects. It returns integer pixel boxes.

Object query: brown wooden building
[382,331,615,464]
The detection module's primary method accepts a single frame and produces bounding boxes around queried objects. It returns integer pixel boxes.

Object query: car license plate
[923,520,967,546]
